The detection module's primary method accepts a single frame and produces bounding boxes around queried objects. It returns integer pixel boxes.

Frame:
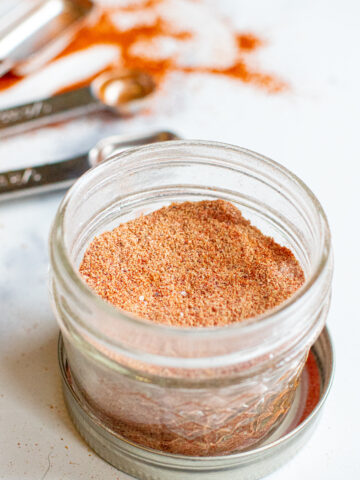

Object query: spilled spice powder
[0,71,23,92]
[0,0,286,95]
[237,33,263,51]
[80,200,304,327]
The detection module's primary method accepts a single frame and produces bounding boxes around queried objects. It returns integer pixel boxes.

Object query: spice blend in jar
[74,199,306,455]
[80,200,305,327]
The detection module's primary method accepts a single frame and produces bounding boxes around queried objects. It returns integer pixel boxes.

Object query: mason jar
[49,141,332,464]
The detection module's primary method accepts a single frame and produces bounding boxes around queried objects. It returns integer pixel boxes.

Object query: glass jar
[49,140,332,458]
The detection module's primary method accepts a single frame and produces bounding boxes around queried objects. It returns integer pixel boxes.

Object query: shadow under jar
[49,140,332,457]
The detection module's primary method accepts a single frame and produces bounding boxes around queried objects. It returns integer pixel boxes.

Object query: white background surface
[0,0,360,479]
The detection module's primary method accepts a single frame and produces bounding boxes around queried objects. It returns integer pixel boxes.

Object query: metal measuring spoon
[0,0,94,77]
[0,130,180,201]
[0,68,156,137]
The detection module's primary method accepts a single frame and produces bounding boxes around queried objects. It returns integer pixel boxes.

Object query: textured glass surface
[65,337,305,455]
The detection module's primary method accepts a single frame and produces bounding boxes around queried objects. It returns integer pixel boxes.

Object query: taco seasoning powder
[76,199,305,455]
[80,200,304,326]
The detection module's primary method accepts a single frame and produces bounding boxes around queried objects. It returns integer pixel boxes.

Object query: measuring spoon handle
[0,86,101,137]
[0,130,181,201]
[0,154,90,200]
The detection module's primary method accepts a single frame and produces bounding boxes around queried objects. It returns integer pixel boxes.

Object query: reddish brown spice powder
[299,350,321,423]
[79,200,304,326]
[0,1,286,95]
[237,33,263,51]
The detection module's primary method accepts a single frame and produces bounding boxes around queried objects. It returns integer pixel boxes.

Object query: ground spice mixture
[79,200,304,326]
[299,350,321,423]
[0,0,286,95]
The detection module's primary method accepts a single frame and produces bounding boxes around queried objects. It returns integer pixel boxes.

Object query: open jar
[49,140,332,468]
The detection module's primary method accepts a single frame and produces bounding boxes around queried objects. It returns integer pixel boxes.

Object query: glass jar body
[50,141,332,456]
[63,335,305,455]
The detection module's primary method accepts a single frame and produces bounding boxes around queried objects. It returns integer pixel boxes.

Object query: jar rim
[50,139,332,344]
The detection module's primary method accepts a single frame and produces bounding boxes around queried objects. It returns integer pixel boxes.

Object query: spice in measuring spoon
[0,68,156,137]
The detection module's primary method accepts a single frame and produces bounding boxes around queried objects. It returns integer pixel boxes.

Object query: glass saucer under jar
[49,140,333,475]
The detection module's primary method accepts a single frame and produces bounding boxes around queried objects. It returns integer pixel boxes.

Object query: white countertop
[1,0,359,478]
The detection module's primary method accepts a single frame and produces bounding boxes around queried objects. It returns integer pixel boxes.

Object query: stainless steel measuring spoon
[0,130,180,201]
[0,68,156,137]
[0,0,94,77]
